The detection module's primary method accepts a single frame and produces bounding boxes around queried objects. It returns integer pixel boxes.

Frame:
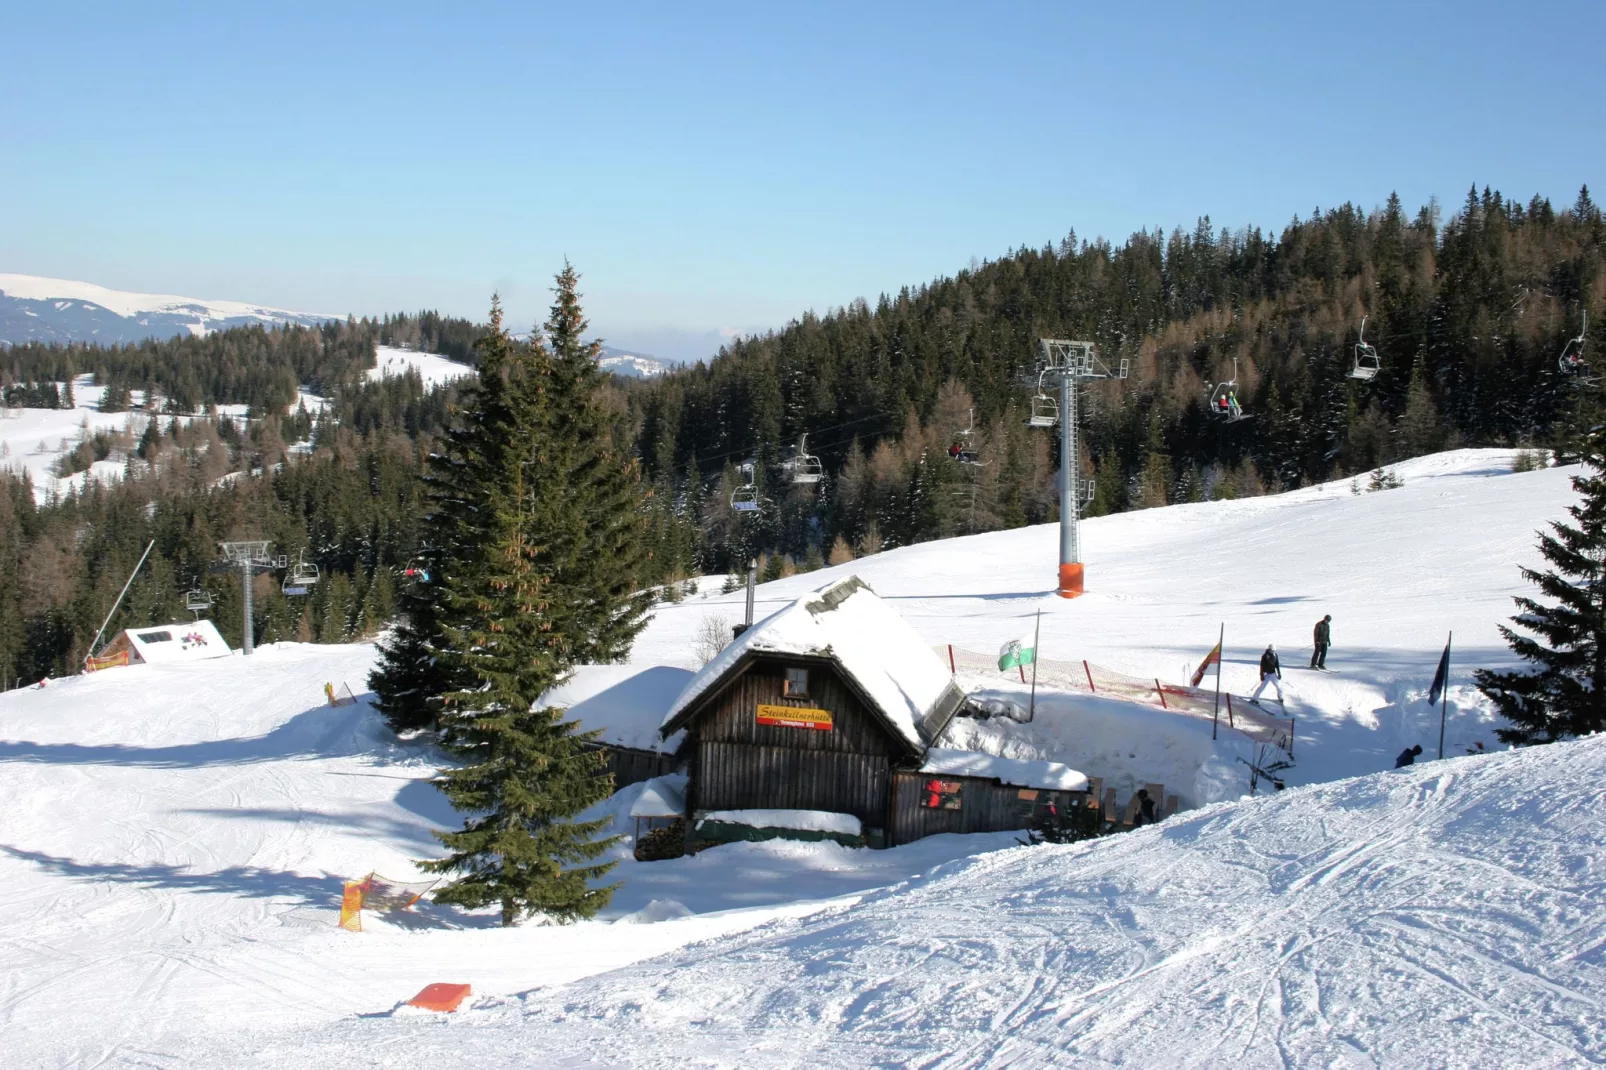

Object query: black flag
[1428,637,1451,705]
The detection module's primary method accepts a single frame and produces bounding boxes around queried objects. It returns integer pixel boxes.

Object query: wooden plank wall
[695,741,890,826]
[689,659,901,832]
[593,745,679,791]
[887,773,1087,846]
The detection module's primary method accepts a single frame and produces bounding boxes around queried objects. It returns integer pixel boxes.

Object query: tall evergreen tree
[1476,424,1606,743]
[416,294,620,924]
[540,262,654,663]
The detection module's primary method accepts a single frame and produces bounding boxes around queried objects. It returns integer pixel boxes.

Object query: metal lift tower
[1037,339,1128,598]
[218,541,285,655]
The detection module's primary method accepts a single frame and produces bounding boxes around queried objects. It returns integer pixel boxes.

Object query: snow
[627,773,686,818]
[663,575,957,748]
[110,619,231,663]
[541,663,692,751]
[0,272,337,325]
[698,809,864,837]
[199,734,1606,1068]
[920,746,1088,791]
[2,447,1599,1066]
[367,345,475,389]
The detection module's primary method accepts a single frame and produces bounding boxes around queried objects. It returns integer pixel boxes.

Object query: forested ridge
[1,185,1601,684]
[630,185,1604,574]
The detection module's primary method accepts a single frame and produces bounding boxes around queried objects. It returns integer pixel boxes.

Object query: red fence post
[1084,661,1096,693]
[1155,680,1168,709]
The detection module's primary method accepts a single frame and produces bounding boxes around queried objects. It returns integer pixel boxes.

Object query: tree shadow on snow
[0,843,344,907]
[0,700,403,768]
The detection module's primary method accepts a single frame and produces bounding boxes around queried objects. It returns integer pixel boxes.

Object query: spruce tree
[417,295,620,924]
[1476,425,1606,743]
[539,261,654,664]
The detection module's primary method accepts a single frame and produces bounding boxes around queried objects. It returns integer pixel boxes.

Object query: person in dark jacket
[1250,644,1283,704]
[1395,744,1423,768]
[1311,615,1331,669]
[1130,784,1156,822]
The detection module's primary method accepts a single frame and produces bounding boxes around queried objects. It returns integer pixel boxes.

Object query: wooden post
[1437,632,1453,761]
[1084,660,1096,692]
[1155,680,1167,709]
[1211,622,1224,740]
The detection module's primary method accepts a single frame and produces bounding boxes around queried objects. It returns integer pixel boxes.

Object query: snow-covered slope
[367,344,475,388]
[0,448,1592,1067]
[207,734,1606,1068]
[0,272,335,344]
[599,347,670,378]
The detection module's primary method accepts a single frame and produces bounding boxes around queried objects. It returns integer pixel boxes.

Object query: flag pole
[1029,608,1041,721]
[1211,622,1224,741]
[1437,631,1452,760]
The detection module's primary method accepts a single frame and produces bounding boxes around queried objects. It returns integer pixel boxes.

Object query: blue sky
[3,2,1601,362]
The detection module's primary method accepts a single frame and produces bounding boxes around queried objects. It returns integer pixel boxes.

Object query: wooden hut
[659,576,967,848]
[888,748,1092,845]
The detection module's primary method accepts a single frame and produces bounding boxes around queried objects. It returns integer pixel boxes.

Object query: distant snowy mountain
[0,273,337,345]
[598,346,669,378]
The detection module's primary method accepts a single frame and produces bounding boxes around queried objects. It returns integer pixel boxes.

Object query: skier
[1227,390,1242,420]
[1249,643,1283,704]
[1311,614,1331,669]
[1395,744,1423,768]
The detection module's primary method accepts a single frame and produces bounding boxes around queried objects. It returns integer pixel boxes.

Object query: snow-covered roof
[920,748,1088,792]
[541,664,693,752]
[119,620,231,663]
[629,774,687,819]
[660,576,959,749]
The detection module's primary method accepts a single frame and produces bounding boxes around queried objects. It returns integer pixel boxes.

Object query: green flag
[998,637,1036,671]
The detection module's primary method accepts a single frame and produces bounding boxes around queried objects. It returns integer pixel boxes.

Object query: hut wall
[687,658,899,831]
[888,772,1087,846]
[594,745,679,790]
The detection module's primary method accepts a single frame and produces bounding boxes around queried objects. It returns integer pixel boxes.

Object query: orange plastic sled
[408,983,472,1012]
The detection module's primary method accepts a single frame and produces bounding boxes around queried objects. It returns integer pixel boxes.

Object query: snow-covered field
[1,448,1596,1067]
[368,345,475,388]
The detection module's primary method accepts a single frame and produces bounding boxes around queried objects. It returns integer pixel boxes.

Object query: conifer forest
[2,185,1602,687]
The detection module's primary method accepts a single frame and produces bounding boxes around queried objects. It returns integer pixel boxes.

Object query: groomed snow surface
[2,448,1601,1067]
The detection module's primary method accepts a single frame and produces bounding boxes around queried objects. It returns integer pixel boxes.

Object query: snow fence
[938,646,1295,755]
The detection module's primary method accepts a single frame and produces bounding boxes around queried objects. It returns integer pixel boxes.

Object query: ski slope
[0,447,1596,1067]
[367,345,475,389]
[200,734,1606,1068]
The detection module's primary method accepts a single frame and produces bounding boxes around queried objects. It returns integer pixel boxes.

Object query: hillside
[0,448,1588,1066]
[0,273,336,345]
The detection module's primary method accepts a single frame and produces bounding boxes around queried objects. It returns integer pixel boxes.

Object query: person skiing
[1395,744,1423,769]
[1250,643,1283,704]
[1311,614,1331,669]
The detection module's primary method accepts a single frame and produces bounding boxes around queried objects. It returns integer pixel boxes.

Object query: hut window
[783,667,810,697]
[136,630,174,643]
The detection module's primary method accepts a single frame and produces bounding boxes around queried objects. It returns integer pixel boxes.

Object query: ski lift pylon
[1350,316,1381,381]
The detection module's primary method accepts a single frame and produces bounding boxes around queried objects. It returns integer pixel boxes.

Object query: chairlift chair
[1559,310,1591,379]
[948,408,987,465]
[283,551,320,596]
[1207,358,1251,422]
[402,559,432,584]
[1026,372,1059,428]
[789,434,824,485]
[1350,316,1381,381]
[730,463,761,513]
[185,588,213,617]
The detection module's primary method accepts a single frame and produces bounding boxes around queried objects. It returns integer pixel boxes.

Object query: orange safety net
[938,645,1295,755]
[84,650,130,673]
[337,872,439,932]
